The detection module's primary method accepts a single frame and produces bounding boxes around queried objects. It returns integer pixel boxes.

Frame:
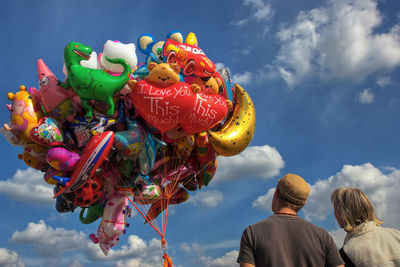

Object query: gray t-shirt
[237,214,344,267]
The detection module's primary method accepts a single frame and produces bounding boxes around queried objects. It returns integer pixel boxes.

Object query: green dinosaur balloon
[60,42,131,117]
[79,203,104,224]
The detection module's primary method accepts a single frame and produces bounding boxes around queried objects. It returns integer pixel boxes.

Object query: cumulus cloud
[358,89,374,104]
[329,228,347,248]
[304,163,399,222]
[0,248,25,267]
[86,235,161,263]
[9,220,168,265]
[232,71,253,86]
[215,62,228,71]
[234,0,274,27]
[66,260,84,267]
[252,163,400,229]
[0,168,53,205]
[270,0,400,86]
[214,145,285,183]
[180,242,205,255]
[180,243,239,267]
[199,250,239,267]
[252,187,275,211]
[215,62,254,86]
[188,190,224,208]
[10,220,87,257]
[377,76,391,87]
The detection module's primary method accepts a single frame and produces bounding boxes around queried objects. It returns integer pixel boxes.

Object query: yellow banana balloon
[207,84,256,156]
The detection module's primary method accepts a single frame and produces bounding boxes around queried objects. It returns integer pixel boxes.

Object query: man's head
[272,173,310,213]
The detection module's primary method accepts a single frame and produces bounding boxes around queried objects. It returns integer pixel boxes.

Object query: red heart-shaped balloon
[180,93,228,134]
[132,80,196,133]
[131,80,228,134]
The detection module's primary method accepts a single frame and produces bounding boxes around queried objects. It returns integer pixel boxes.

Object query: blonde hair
[331,187,383,232]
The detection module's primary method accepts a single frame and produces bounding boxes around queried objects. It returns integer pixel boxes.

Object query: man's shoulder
[248,215,329,234]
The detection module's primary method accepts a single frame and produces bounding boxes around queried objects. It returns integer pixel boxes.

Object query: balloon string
[163,252,173,267]
[127,197,163,238]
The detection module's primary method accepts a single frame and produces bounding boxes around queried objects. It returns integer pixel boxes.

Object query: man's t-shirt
[237,214,343,267]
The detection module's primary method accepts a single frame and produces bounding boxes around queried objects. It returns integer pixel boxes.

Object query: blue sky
[1,0,400,266]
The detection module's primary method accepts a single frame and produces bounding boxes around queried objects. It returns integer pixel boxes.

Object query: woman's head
[331,187,383,232]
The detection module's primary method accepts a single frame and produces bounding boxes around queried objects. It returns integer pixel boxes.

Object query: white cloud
[0,168,53,205]
[199,250,239,267]
[270,0,400,86]
[214,145,285,183]
[232,71,253,86]
[180,242,205,254]
[188,190,224,208]
[252,187,275,211]
[377,76,391,87]
[181,239,238,255]
[86,235,161,263]
[252,163,400,229]
[232,0,274,33]
[10,220,87,257]
[215,62,228,71]
[358,89,374,104]
[0,248,25,267]
[329,228,347,249]
[67,260,84,267]
[9,220,169,265]
[304,163,398,223]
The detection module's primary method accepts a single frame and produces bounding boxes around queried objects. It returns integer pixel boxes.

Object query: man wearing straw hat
[237,173,344,267]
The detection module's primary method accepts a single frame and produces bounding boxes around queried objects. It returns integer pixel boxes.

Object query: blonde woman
[331,187,400,267]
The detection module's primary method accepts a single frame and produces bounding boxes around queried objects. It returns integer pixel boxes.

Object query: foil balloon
[60,42,131,117]
[80,203,105,224]
[163,32,216,77]
[7,85,43,142]
[207,84,256,156]
[130,62,228,134]
[30,117,64,146]
[46,147,81,171]
[90,193,131,255]
[132,184,161,205]
[44,168,68,185]
[30,59,76,120]
[145,183,189,222]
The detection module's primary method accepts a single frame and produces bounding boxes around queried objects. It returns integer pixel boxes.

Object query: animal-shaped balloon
[79,203,104,224]
[89,193,131,255]
[60,42,131,117]
[134,31,183,79]
[7,85,43,142]
[186,75,233,110]
[18,143,49,171]
[30,59,76,121]
[100,40,137,75]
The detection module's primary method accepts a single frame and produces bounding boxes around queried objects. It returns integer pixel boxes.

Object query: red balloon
[180,92,228,135]
[131,80,228,134]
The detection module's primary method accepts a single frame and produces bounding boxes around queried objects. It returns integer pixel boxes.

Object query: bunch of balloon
[1,31,256,266]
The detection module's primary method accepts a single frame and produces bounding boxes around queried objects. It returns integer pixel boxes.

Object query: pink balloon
[46,147,80,171]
